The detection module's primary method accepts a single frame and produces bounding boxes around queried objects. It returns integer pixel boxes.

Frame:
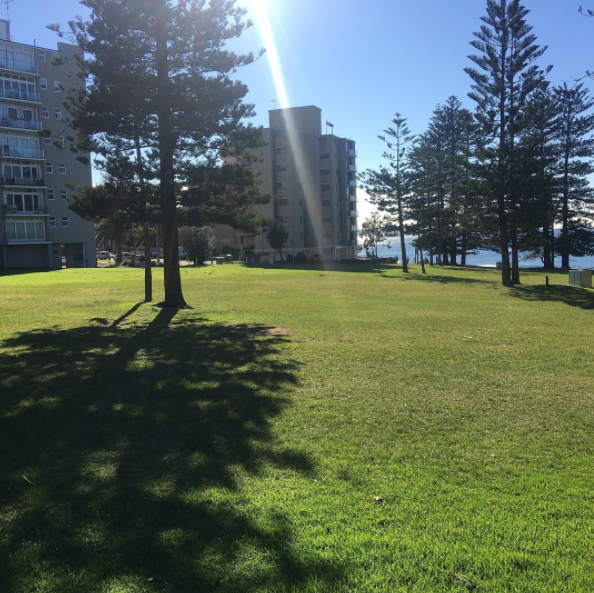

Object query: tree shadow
[380,271,493,285]
[0,310,340,592]
[510,285,594,310]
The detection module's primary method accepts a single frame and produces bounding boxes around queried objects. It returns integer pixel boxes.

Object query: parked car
[150,248,158,258]
[308,254,326,262]
[98,250,110,259]
[178,249,188,260]
[121,251,132,262]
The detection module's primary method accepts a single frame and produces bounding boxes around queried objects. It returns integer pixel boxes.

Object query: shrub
[286,253,294,263]
[295,252,307,263]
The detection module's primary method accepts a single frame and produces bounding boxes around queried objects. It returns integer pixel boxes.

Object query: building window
[47,189,54,200]
[57,136,64,148]
[274,147,286,155]
[53,248,59,256]
[300,232,304,240]
[43,137,51,146]
[322,199,331,206]
[38,51,46,63]
[40,78,47,90]
[275,181,287,189]
[322,216,332,222]
[277,198,288,206]
[321,184,331,191]
[46,163,53,174]
[42,107,49,118]
[53,81,61,92]
[60,189,67,200]
[320,168,330,175]
[62,217,69,227]
[276,216,289,223]
[274,129,285,137]
[321,151,330,159]
[275,164,287,172]
[58,163,66,175]
[49,216,56,228]
[323,231,332,238]
[55,108,62,119]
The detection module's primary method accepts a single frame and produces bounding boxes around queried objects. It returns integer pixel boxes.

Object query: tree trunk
[155,2,186,308]
[543,224,552,268]
[461,232,467,266]
[511,227,520,284]
[136,134,152,303]
[143,223,153,302]
[156,224,162,265]
[397,196,408,273]
[115,233,123,265]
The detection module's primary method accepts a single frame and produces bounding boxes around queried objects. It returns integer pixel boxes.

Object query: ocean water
[361,238,594,269]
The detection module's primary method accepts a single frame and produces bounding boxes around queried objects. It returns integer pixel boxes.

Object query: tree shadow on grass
[379,271,494,285]
[510,285,594,310]
[0,308,340,592]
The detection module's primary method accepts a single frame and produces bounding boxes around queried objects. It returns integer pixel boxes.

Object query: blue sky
[7,0,593,217]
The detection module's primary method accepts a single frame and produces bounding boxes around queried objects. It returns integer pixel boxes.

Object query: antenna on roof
[270,99,277,110]
[1,0,13,22]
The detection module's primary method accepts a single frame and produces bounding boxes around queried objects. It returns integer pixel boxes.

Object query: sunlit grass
[0,263,593,592]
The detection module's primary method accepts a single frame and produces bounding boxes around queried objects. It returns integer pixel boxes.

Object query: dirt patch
[229,325,291,336]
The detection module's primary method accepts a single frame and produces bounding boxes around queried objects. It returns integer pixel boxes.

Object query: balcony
[0,87,41,103]
[0,117,42,131]
[2,146,45,159]
[347,164,357,172]
[347,148,357,157]
[348,193,357,201]
[349,210,358,218]
[350,239,358,247]
[0,57,38,75]
[351,225,358,232]
[4,207,47,216]
[2,177,46,187]
[348,180,357,188]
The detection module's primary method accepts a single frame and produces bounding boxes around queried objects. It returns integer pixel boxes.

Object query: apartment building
[0,19,95,269]
[215,106,358,261]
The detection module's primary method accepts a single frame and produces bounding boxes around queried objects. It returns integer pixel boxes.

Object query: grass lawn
[1,263,593,592]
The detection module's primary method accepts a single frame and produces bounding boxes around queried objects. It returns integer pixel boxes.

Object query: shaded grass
[1,264,594,592]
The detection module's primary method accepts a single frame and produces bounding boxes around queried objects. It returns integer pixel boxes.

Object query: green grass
[1,263,593,592]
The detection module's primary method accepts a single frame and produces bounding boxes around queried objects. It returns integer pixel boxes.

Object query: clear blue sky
[7,0,593,216]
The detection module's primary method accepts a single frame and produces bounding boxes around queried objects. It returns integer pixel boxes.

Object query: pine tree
[55,0,262,307]
[360,114,414,272]
[553,83,594,268]
[465,0,550,286]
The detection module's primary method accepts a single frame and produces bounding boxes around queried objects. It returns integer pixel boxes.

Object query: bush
[295,252,307,263]
[286,253,294,263]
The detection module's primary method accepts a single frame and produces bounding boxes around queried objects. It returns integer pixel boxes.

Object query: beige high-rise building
[215,106,358,261]
[0,20,95,269]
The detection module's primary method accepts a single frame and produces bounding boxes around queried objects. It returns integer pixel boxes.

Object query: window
[277,198,288,206]
[55,108,62,119]
[321,151,330,159]
[323,231,332,238]
[275,164,287,172]
[57,136,64,148]
[276,216,289,223]
[46,163,53,174]
[274,147,286,155]
[42,107,49,119]
[47,189,54,200]
[43,137,52,146]
[274,129,285,137]
[322,216,332,222]
[320,168,330,175]
[49,216,56,228]
[40,78,47,90]
[53,81,61,92]
[62,216,69,227]
[58,163,66,175]
[38,51,46,63]
[321,184,331,191]
[53,248,59,256]
[322,199,331,206]
[60,189,67,200]
[275,181,286,189]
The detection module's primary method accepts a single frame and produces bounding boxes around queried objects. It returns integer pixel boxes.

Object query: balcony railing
[6,235,47,242]
[351,225,358,232]
[2,177,46,187]
[0,57,38,75]
[4,207,46,215]
[349,210,358,218]
[348,180,357,188]
[0,117,42,131]
[0,87,40,103]
[347,149,357,157]
[1,146,44,159]
[348,194,357,201]
[348,164,357,172]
